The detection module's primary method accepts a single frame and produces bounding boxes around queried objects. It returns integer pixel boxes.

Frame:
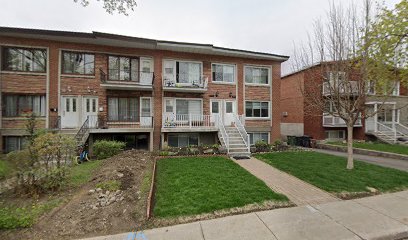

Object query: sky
[0,0,400,74]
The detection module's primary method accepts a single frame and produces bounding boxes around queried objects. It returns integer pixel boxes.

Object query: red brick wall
[280,72,304,124]
[0,35,285,150]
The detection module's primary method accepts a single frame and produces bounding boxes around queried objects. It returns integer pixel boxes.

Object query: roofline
[0,26,289,61]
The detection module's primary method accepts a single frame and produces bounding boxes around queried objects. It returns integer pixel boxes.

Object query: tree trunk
[346,125,354,170]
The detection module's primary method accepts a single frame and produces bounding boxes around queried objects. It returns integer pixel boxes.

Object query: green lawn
[67,160,103,187]
[255,151,408,193]
[154,156,288,218]
[328,141,408,155]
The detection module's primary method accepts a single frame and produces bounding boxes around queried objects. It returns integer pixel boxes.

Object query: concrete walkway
[234,157,338,205]
[82,191,408,240]
[314,148,408,172]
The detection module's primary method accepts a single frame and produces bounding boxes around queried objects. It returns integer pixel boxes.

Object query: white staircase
[217,114,251,157]
[372,122,408,145]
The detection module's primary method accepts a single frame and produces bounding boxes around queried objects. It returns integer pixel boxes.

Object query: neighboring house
[280,64,408,143]
[0,27,288,156]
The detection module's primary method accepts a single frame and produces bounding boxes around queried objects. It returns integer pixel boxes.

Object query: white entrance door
[223,100,236,126]
[83,97,98,128]
[61,96,79,128]
[210,99,236,126]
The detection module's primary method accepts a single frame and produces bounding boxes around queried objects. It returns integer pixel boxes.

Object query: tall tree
[74,0,137,15]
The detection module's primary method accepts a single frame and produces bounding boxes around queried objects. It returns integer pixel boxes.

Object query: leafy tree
[74,0,137,15]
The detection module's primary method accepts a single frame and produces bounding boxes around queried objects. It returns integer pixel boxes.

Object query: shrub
[255,140,271,152]
[93,140,126,159]
[96,180,121,191]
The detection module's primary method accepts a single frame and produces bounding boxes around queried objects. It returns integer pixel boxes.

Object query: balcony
[162,113,218,132]
[163,74,208,93]
[100,69,154,91]
[322,114,362,127]
[87,115,154,133]
[322,81,359,96]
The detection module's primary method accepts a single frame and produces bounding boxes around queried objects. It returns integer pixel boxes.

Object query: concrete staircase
[372,122,408,145]
[223,126,251,158]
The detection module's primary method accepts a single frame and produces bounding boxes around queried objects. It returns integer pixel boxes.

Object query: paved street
[235,157,339,205]
[82,191,408,240]
[314,148,408,172]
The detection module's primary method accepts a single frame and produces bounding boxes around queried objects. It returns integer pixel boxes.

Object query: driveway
[314,148,408,172]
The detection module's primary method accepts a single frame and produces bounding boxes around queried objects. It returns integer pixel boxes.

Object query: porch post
[374,104,378,132]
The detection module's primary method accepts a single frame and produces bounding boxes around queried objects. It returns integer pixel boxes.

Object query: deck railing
[162,114,214,128]
[100,68,154,86]
[163,74,208,90]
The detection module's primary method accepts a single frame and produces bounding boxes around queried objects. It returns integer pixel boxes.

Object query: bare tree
[292,1,403,169]
[74,0,137,15]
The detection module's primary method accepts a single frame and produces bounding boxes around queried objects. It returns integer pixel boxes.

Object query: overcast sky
[0,0,400,74]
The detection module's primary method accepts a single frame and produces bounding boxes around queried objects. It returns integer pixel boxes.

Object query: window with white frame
[168,133,199,147]
[245,101,269,118]
[163,60,202,85]
[165,98,202,116]
[212,64,235,83]
[245,66,269,84]
[325,130,345,140]
[2,95,46,117]
[249,132,269,145]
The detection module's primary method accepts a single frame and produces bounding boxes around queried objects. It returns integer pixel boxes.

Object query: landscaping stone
[203,148,214,154]
[366,187,378,193]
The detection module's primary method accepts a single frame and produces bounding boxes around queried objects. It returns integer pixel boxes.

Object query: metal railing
[163,74,208,89]
[74,116,90,145]
[233,114,250,153]
[395,123,408,138]
[94,115,154,128]
[376,122,397,143]
[100,68,154,86]
[217,115,229,154]
[162,114,213,128]
[322,114,362,127]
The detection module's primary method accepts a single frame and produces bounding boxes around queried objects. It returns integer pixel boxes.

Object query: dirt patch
[1,150,154,240]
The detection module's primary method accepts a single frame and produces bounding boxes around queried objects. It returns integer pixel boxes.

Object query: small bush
[255,140,271,152]
[0,159,11,180]
[96,180,121,191]
[93,140,126,159]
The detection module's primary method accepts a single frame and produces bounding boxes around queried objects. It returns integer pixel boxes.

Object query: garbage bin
[301,135,311,148]
[287,136,296,146]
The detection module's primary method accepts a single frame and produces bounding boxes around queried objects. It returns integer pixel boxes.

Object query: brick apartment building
[0,27,289,156]
[280,64,408,143]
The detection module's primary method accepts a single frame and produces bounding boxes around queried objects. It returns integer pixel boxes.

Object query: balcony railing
[322,114,362,127]
[163,74,208,92]
[100,69,154,90]
[162,113,215,129]
[88,115,154,129]
[323,81,359,96]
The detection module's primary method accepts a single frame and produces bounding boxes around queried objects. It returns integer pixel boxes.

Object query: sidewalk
[235,157,338,205]
[82,190,408,240]
[314,148,408,172]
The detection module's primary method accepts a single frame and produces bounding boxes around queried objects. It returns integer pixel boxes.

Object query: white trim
[210,63,237,84]
[163,97,204,115]
[45,47,50,128]
[0,71,47,76]
[243,64,272,87]
[140,97,152,116]
[325,130,346,140]
[244,100,271,119]
[248,132,270,145]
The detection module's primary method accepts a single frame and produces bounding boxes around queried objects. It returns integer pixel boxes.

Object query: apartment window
[245,66,269,84]
[165,99,202,115]
[245,101,269,118]
[249,132,269,145]
[108,56,139,81]
[163,60,202,84]
[3,136,28,153]
[2,95,46,117]
[378,106,396,123]
[168,134,199,147]
[325,71,346,83]
[2,47,46,72]
[108,97,139,121]
[212,64,235,83]
[62,51,94,75]
[325,130,345,140]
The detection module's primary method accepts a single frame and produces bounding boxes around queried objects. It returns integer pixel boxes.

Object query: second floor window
[108,56,139,81]
[212,64,235,83]
[2,95,46,117]
[62,51,95,75]
[245,66,269,84]
[108,97,139,121]
[245,101,269,118]
[2,47,46,72]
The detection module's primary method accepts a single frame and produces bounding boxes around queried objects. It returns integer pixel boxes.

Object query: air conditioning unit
[282,112,288,117]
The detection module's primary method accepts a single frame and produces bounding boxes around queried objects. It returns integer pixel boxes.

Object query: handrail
[163,75,208,89]
[376,121,397,143]
[218,115,229,154]
[395,123,408,138]
[162,114,212,128]
[234,114,250,153]
[75,116,90,145]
